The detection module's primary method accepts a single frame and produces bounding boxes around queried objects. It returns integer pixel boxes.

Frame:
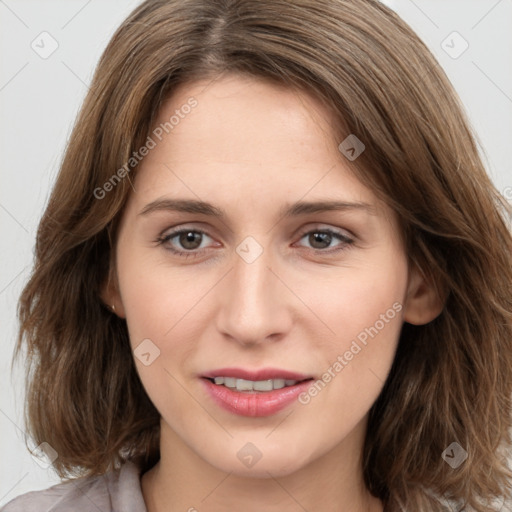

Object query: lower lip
[201,378,314,417]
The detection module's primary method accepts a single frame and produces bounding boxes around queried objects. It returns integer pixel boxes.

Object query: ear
[403,262,445,325]
[100,263,126,319]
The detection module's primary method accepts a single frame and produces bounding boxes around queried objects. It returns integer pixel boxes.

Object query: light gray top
[1,461,147,512]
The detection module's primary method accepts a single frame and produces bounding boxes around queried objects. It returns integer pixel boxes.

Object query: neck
[141,419,384,512]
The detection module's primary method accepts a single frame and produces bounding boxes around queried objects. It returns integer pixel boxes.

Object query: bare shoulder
[0,461,146,512]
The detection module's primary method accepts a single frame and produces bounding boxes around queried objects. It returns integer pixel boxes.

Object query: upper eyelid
[159,224,355,247]
[296,224,354,239]
[160,223,354,237]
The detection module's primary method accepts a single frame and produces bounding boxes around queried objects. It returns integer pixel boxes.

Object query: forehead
[112,73,405,246]
[155,74,338,162]
[132,74,373,202]
[114,74,403,249]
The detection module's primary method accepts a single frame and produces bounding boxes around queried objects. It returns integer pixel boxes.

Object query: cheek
[296,250,407,345]
[116,244,206,345]
[116,255,205,417]
[294,252,407,393]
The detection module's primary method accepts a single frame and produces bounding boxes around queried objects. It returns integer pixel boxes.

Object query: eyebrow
[139,198,376,218]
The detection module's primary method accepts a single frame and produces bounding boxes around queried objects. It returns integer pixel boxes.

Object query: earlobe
[99,266,126,319]
[403,263,445,326]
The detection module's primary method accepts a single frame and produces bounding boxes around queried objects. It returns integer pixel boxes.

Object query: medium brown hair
[15,0,512,510]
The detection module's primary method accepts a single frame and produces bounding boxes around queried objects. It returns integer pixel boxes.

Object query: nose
[215,242,293,346]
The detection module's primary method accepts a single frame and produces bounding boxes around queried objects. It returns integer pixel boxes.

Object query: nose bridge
[234,244,272,309]
[216,238,290,343]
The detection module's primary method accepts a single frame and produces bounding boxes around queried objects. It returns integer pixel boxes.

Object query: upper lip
[201,367,314,381]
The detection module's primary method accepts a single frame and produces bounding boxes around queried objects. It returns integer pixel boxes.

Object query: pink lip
[201,367,312,381]
[200,368,315,417]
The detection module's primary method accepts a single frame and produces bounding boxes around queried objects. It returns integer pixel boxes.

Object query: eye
[155,226,355,259]
[295,228,354,254]
[156,228,216,258]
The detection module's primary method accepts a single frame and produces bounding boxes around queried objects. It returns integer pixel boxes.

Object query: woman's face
[109,74,435,478]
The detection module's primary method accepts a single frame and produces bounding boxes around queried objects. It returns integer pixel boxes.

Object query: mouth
[202,376,313,393]
[200,367,316,417]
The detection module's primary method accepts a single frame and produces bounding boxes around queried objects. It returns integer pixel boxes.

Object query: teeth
[270,379,286,389]
[237,378,254,391]
[224,377,236,388]
[211,377,298,391]
[254,379,273,391]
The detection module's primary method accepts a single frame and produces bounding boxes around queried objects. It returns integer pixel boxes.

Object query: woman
[3,0,512,511]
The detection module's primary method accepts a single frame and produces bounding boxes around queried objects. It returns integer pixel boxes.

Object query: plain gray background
[1,0,511,505]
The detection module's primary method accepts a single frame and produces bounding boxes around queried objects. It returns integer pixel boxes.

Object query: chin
[204,441,316,479]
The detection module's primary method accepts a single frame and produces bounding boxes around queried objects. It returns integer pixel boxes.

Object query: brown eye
[297,228,354,253]
[177,231,203,250]
[157,228,215,258]
[308,232,333,249]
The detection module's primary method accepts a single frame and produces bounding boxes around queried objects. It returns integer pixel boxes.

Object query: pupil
[181,231,200,249]
[311,232,331,249]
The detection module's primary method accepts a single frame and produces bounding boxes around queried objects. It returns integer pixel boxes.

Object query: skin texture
[103,73,442,512]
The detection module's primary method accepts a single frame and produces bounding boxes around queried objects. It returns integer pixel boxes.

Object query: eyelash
[155,226,354,259]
